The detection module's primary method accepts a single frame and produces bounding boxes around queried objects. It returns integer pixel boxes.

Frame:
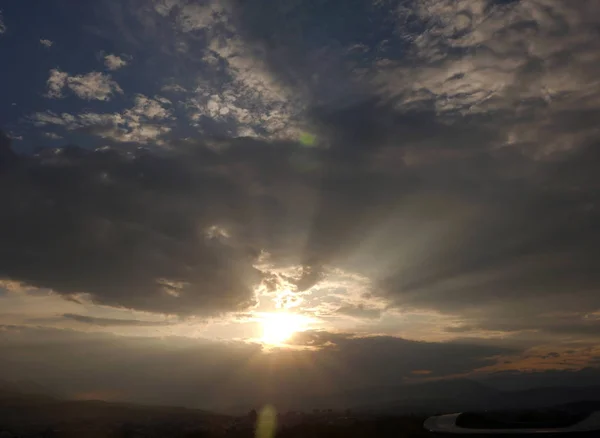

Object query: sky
[1,0,600,411]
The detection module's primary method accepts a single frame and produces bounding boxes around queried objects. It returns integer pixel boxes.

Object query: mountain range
[2,377,600,416]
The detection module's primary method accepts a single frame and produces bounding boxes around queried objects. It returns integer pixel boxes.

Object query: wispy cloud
[45,69,123,101]
[161,83,187,93]
[104,53,130,71]
[40,39,53,48]
[63,313,172,327]
[32,94,173,143]
[132,0,303,139]
[43,132,63,140]
[45,69,69,98]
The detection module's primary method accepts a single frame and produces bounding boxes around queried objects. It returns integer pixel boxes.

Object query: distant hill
[218,377,600,414]
[352,379,500,414]
[352,379,600,415]
[0,382,228,434]
[506,386,600,410]
[0,379,58,405]
[3,376,600,420]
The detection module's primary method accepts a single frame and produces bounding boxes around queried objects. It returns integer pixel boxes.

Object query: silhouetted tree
[248,408,258,424]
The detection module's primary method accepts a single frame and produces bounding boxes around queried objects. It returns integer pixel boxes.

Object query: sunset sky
[1,0,600,411]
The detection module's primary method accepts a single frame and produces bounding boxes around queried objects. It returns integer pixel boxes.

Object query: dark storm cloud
[336,304,381,320]
[292,105,600,339]
[62,314,171,327]
[288,330,512,379]
[0,138,268,316]
[374,145,600,333]
[0,326,515,410]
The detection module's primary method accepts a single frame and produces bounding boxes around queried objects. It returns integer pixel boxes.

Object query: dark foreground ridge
[0,390,428,438]
[2,381,600,437]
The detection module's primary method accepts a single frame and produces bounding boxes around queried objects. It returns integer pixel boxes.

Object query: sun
[260,312,310,345]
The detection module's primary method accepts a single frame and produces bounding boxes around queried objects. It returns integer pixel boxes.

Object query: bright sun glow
[260,312,311,345]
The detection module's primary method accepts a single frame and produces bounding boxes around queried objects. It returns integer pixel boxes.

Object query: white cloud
[214,41,301,137]
[167,1,301,138]
[154,96,172,105]
[207,34,288,106]
[373,0,600,157]
[44,132,63,140]
[153,0,227,32]
[67,71,123,100]
[161,83,187,93]
[40,39,53,48]
[185,68,300,139]
[177,2,224,32]
[45,69,69,98]
[104,54,129,71]
[45,69,123,101]
[154,0,181,16]
[30,111,76,126]
[129,94,172,119]
[137,0,302,138]
[410,0,600,103]
[31,95,173,144]
[186,91,246,123]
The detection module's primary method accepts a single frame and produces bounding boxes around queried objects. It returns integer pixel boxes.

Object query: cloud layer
[0,325,515,410]
[0,139,265,316]
[1,0,600,389]
[4,96,600,342]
